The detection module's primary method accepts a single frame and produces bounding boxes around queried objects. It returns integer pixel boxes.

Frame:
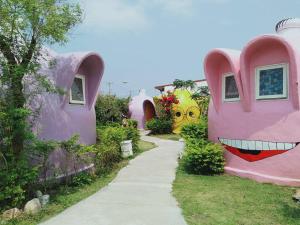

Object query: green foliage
[182,140,225,175]
[181,119,224,175]
[124,119,138,129]
[95,95,130,126]
[0,0,83,211]
[71,172,96,187]
[95,125,140,174]
[60,135,92,185]
[97,126,140,153]
[146,118,173,134]
[33,139,57,189]
[0,161,38,210]
[97,127,126,147]
[94,143,122,175]
[124,127,140,152]
[181,120,208,141]
[191,86,210,119]
[173,79,195,90]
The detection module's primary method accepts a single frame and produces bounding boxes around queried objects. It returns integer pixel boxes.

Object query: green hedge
[181,120,225,175]
[180,120,208,140]
[145,118,173,134]
[97,125,140,153]
[95,125,140,174]
[182,140,225,175]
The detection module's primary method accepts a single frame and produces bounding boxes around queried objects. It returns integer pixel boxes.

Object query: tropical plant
[146,118,173,134]
[95,95,130,126]
[182,140,225,175]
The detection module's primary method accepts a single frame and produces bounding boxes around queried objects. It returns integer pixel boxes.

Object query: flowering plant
[159,91,179,113]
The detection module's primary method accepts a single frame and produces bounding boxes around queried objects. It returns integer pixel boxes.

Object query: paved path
[41,135,187,225]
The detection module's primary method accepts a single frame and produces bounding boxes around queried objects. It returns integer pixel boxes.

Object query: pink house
[204,18,300,186]
[129,89,156,129]
[36,49,104,145]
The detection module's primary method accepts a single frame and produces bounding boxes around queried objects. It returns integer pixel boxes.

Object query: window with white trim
[255,64,288,100]
[222,73,240,102]
[69,75,86,105]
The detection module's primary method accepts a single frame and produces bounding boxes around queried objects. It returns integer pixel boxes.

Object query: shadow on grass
[280,202,300,219]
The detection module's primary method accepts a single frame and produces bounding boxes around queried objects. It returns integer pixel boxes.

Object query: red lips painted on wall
[219,138,299,162]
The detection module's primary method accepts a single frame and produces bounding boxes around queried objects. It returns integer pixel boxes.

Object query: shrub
[182,140,225,175]
[71,172,96,187]
[124,127,140,152]
[95,95,130,126]
[181,120,208,140]
[97,126,140,153]
[94,143,122,175]
[97,126,126,147]
[146,118,172,134]
[0,161,38,210]
[124,119,138,129]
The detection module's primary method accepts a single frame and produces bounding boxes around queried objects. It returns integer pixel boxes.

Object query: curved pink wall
[205,33,300,186]
[37,51,104,145]
[129,90,156,129]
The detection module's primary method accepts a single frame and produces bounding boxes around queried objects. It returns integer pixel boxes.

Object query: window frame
[255,63,288,100]
[69,74,86,105]
[222,73,240,102]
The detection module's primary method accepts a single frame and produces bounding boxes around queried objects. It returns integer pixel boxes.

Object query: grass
[150,133,181,141]
[173,166,300,225]
[137,140,157,152]
[5,140,155,225]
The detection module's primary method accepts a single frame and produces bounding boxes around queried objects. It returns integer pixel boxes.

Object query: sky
[54,0,300,97]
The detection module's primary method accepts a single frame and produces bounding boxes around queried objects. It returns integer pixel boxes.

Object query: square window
[69,75,86,104]
[222,73,240,102]
[255,64,288,100]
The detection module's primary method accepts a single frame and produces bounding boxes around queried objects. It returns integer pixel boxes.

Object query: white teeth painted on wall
[218,138,297,151]
[236,140,242,148]
[262,142,269,150]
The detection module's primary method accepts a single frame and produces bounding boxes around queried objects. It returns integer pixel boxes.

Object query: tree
[0,0,82,160]
[95,95,130,126]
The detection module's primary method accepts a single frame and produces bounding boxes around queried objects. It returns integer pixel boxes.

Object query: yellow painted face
[172,89,200,134]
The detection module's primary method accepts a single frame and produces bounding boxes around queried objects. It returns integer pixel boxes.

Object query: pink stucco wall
[129,89,156,129]
[36,50,104,145]
[204,19,300,186]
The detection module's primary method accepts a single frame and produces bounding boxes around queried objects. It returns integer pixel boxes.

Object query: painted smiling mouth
[218,138,299,162]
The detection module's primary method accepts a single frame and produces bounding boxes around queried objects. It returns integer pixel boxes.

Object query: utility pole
[107,82,113,95]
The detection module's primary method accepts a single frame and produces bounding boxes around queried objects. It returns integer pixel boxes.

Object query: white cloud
[142,0,194,16]
[81,0,148,32]
[80,0,196,32]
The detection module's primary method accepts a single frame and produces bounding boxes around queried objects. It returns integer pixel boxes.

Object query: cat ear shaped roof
[204,48,242,112]
[205,33,300,112]
[54,52,104,110]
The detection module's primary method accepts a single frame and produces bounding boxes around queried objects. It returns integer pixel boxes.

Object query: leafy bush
[124,119,138,129]
[60,135,92,185]
[124,127,140,152]
[146,118,172,134]
[182,140,225,175]
[97,126,126,147]
[181,120,208,141]
[71,172,96,187]
[0,161,38,210]
[97,126,140,153]
[94,143,122,175]
[95,95,130,126]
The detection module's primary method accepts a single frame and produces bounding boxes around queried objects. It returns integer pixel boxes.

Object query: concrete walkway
[41,135,187,225]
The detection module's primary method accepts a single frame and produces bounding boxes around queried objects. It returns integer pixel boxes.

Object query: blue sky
[54,0,300,97]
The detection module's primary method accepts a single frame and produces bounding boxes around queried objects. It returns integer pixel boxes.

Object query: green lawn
[137,140,157,152]
[5,140,155,225]
[150,133,181,141]
[173,166,300,225]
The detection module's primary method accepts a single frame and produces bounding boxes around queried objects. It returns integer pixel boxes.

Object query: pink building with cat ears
[205,18,300,186]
